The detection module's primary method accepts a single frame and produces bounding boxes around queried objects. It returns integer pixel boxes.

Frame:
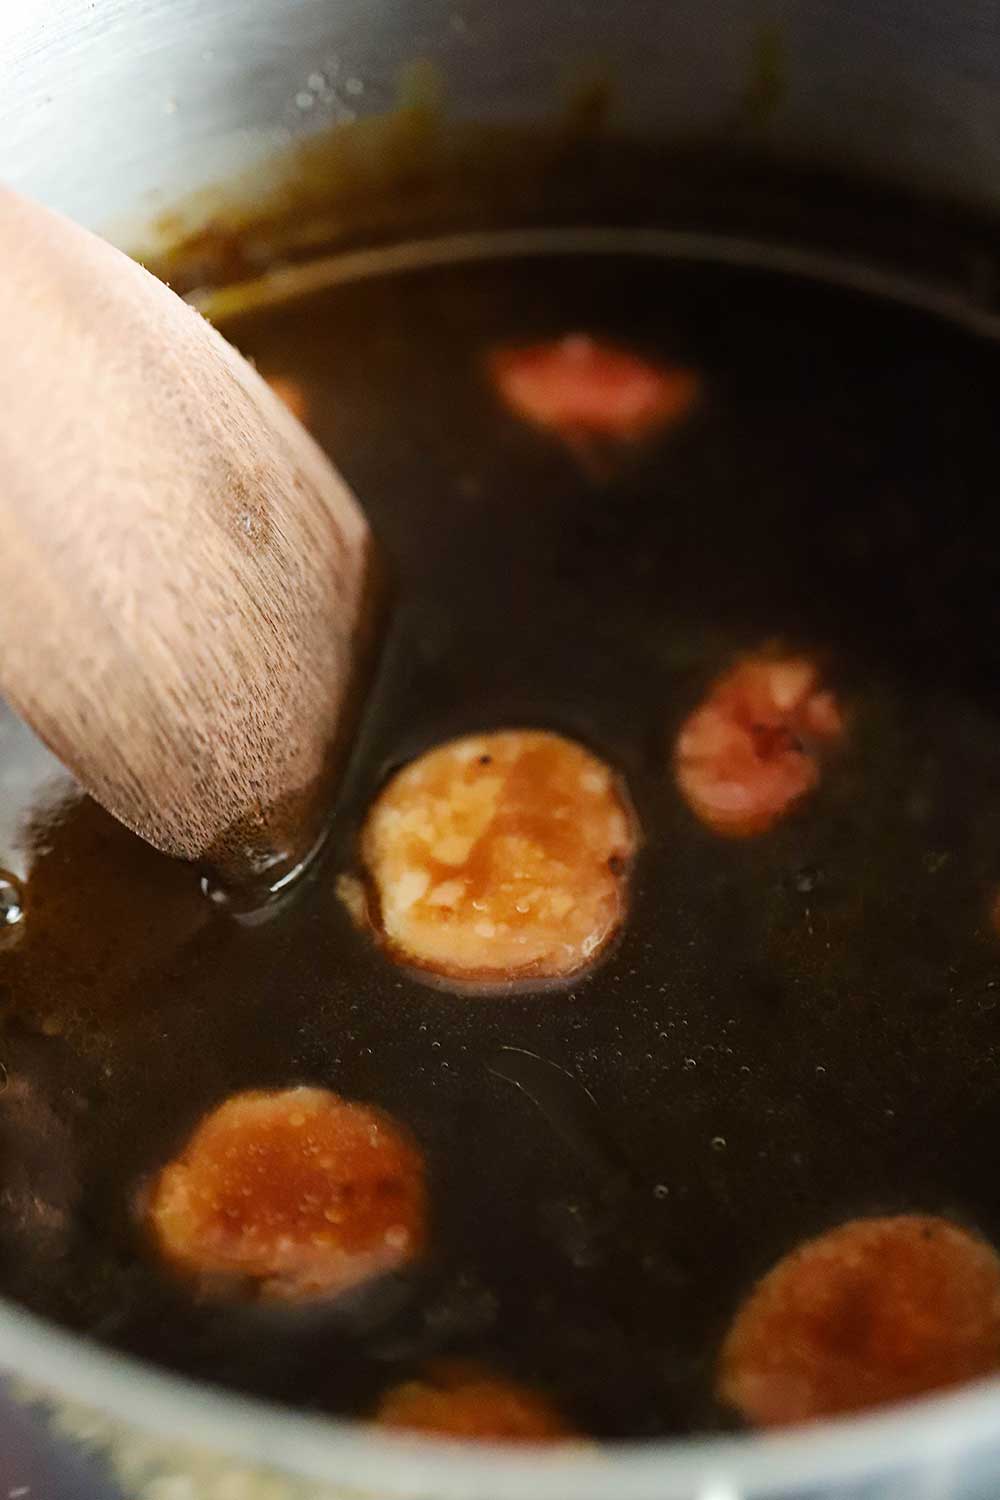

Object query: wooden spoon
[0,186,377,894]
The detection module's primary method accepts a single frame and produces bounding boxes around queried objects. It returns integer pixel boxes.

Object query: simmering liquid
[3,238,1000,1436]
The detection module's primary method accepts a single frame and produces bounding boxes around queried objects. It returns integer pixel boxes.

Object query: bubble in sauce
[358,730,637,986]
[718,1214,1000,1426]
[146,1087,426,1302]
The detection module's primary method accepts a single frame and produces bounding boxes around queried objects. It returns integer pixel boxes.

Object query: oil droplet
[0,873,24,926]
[791,864,822,894]
[711,1136,727,1151]
[653,1183,670,1199]
[815,1064,827,1076]
[683,1057,697,1071]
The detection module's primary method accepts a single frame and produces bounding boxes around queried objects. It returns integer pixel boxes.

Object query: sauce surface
[2,242,1000,1436]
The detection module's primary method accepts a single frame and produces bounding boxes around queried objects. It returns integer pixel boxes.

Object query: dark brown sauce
[3,237,1000,1435]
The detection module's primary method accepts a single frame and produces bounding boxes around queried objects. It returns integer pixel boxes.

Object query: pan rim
[193,224,1000,349]
[3,1289,1000,1497]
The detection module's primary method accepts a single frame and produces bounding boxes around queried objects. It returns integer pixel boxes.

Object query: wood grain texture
[0,185,373,886]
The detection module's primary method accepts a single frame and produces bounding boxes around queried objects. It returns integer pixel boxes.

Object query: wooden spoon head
[0,186,378,892]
